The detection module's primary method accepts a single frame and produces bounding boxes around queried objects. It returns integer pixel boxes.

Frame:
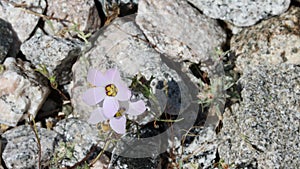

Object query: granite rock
[136,0,226,65]
[71,16,197,125]
[44,0,101,38]
[136,0,226,126]
[218,64,300,168]
[232,6,300,73]
[0,0,46,42]
[0,57,50,126]
[1,125,58,169]
[21,32,83,85]
[0,18,20,62]
[188,0,290,27]
[169,126,218,169]
[71,17,201,167]
[51,118,99,168]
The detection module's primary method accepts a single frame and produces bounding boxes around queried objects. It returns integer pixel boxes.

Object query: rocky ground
[0,0,299,169]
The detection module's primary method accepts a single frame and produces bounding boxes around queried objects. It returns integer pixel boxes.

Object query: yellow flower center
[114,108,126,118]
[105,84,118,96]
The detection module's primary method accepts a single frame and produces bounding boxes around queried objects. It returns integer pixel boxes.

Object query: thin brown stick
[29,114,42,169]
[3,0,71,23]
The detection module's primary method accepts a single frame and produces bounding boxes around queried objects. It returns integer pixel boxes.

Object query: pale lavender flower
[82,68,131,117]
[87,100,146,134]
[109,100,146,134]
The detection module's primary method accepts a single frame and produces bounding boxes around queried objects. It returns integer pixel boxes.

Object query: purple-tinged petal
[109,116,126,134]
[105,68,121,83]
[87,107,107,124]
[127,100,146,116]
[82,87,105,105]
[103,97,119,118]
[87,69,108,87]
[115,81,131,101]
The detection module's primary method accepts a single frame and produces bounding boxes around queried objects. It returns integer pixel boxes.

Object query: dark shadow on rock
[0,18,21,63]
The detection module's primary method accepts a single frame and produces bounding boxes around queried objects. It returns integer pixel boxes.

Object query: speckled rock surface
[171,126,218,169]
[0,0,46,42]
[44,0,101,37]
[0,57,50,126]
[109,127,161,169]
[21,32,83,85]
[218,64,300,168]
[136,0,226,64]
[232,6,300,73]
[135,0,226,124]
[71,16,201,167]
[0,18,20,62]
[71,16,197,124]
[51,118,99,168]
[1,125,58,169]
[188,0,290,27]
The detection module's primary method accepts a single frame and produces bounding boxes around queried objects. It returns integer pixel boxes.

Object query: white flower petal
[82,87,105,105]
[87,69,107,86]
[127,100,146,116]
[103,97,119,118]
[109,116,126,134]
[87,107,107,124]
[115,81,131,101]
[105,68,121,83]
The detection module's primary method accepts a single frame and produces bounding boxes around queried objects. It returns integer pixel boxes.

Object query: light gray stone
[51,118,99,168]
[188,0,290,27]
[0,18,20,62]
[136,0,226,64]
[218,64,300,168]
[21,32,83,85]
[71,16,197,126]
[0,57,50,126]
[0,0,46,42]
[2,125,58,169]
[232,6,300,73]
[170,126,218,169]
[136,0,226,126]
[71,17,202,163]
[44,0,101,38]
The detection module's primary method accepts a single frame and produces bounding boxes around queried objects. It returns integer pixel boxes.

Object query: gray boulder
[232,6,300,73]
[188,0,290,27]
[1,125,58,169]
[51,118,99,168]
[136,0,227,126]
[71,16,201,167]
[0,0,46,42]
[136,0,226,65]
[0,57,50,126]
[218,64,300,168]
[21,32,83,85]
[170,126,218,169]
[71,16,196,123]
[44,0,101,38]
